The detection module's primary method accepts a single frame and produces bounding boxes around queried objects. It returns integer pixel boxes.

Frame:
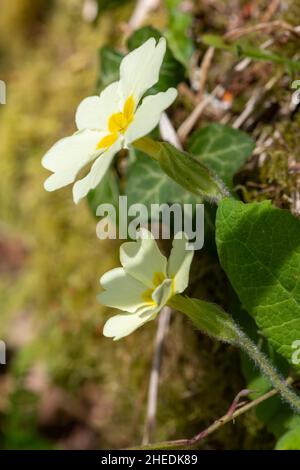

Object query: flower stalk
[170,294,300,414]
[237,329,300,413]
[133,137,230,203]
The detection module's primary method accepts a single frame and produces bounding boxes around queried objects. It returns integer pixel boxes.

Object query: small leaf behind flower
[165,0,194,67]
[87,169,119,216]
[97,46,123,91]
[188,124,255,189]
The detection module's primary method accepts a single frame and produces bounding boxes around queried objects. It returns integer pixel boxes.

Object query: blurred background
[0,0,299,450]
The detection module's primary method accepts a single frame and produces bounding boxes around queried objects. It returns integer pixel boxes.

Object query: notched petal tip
[72,182,83,205]
[168,86,178,99]
[136,227,154,240]
[44,173,72,192]
[43,177,53,192]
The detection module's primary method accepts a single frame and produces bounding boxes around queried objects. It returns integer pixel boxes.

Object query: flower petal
[119,37,166,104]
[125,88,177,144]
[98,267,147,313]
[42,130,102,192]
[167,233,194,293]
[120,228,167,288]
[152,278,173,308]
[72,140,121,204]
[103,309,156,341]
[75,81,120,131]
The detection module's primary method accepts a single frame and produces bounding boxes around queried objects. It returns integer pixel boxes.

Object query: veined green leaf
[188,124,255,189]
[126,148,217,251]
[126,148,196,210]
[97,46,122,91]
[87,169,119,216]
[216,198,300,371]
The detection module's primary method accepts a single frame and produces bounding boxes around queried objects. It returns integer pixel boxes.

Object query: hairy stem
[237,329,300,413]
[169,294,300,414]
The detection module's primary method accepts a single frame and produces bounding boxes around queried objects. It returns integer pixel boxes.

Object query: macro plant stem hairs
[237,330,300,413]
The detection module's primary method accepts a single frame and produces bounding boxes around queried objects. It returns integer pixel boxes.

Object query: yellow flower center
[96,96,135,150]
[142,272,168,305]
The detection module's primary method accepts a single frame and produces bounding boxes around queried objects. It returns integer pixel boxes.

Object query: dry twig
[178,85,223,143]
[177,47,215,143]
[224,20,300,42]
[195,47,215,102]
[135,378,295,450]
[128,0,160,32]
[261,0,281,23]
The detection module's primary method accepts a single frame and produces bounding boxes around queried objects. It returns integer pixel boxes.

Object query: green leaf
[202,34,300,73]
[127,26,185,92]
[165,0,194,67]
[87,169,119,216]
[133,138,228,203]
[169,294,240,345]
[216,198,300,371]
[126,148,196,210]
[276,427,300,450]
[97,46,123,91]
[188,124,255,189]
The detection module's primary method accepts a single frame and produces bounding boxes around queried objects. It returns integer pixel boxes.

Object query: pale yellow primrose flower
[42,38,177,203]
[98,229,194,340]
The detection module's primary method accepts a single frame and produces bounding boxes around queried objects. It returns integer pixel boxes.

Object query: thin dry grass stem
[196,46,215,102]
[232,71,281,130]
[224,20,300,42]
[128,0,160,32]
[143,113,182,444]
[178,85,223,143]
[261,0,281,23]
[177,48,216,143]
[142,306,172,445]
[232,88,262,129]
